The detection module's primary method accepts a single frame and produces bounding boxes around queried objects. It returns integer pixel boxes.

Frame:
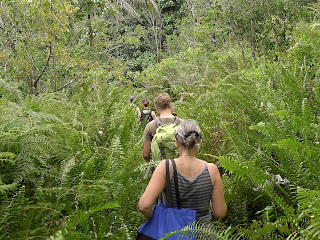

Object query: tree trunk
[146,11,162,62]
[272,23,280,52]
[282,18,286,46]
[250,19,256,59]
[88,14,93,48]
[187,0,197,47]
[239,37,246,67]
[152,17,161,62]
[232,24,246,66]
[87,0,93,48]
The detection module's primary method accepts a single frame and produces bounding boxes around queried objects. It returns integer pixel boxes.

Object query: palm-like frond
[111,0,160,22]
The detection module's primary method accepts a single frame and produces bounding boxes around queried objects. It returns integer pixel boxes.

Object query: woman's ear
[175,138,180,148]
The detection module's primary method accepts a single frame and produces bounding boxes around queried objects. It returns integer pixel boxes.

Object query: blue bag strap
[165,159,172,208]
[171,159,182,209]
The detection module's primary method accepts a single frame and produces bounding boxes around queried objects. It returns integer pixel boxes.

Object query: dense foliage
[1,0,320,239]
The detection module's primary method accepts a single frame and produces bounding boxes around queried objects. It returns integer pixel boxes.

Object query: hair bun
[184,131,199,139]
[175,120,202,151]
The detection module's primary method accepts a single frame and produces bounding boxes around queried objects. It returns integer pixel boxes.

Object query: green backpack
[151,117,180,161]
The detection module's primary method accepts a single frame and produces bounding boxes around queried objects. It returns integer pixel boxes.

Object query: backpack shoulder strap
[173,117,180,124]
[156,116,179,127]
[155,117,162,128]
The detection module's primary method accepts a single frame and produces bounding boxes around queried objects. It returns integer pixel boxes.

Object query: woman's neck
[176,140,200,159]
[180,153,196,157]
[179,155,197,162]
[179,149,198,159]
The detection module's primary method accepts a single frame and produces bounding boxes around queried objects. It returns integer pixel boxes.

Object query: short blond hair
[154,93,172,110]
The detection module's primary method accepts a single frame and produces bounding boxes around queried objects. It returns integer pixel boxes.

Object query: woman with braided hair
[138,120,227,221]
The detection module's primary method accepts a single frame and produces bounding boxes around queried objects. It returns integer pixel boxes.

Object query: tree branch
[52,64,89,93]
[33,45,52,88]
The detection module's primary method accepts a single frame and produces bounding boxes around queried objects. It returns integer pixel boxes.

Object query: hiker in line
[139,120,227,221]
[138,98,156,124]
[130,96,140,118]
[142,92,181,162]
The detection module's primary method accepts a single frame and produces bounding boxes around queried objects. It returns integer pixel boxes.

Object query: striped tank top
[162,161,213,221]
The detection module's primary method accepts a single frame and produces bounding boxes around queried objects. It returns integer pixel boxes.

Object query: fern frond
[249,122,274,137]
[217,155,295,218]
[216,155,267,186]
[0,186,27,238]
[286,232,301,240]
[0,79,22,102]
[60,157,76,185]
[160,221,234,240]
[234,219,292,240]
[296,187,320,240]
[110,137,125,160]
[301,98,313,125]
[20,134,53,149]
[0,152,16,163]
[24,109,63,124]
[0,183,17,193]
[274,138,319,162]
[65,202,119,230]
[273,138,320,187]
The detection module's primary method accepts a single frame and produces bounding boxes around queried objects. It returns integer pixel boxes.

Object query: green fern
[65,202,120,231]
[0,186,28,239]
[296,187,320,240]
[217,155,295,218]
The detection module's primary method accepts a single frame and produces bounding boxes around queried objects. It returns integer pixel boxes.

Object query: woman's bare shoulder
[206,162,220,181]
[206,162,218,170]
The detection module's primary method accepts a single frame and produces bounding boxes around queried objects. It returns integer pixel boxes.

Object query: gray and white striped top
[162,162,213,221]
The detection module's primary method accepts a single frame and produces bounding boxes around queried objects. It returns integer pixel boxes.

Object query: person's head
[154,92,172,111]
[175,120,202,151]
[142,98,150,108]
[130,96,135,103]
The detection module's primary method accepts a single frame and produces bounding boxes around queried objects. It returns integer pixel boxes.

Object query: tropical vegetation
[1,0,320,239]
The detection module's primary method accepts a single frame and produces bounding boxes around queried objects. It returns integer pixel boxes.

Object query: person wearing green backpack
[143,92,181,162]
